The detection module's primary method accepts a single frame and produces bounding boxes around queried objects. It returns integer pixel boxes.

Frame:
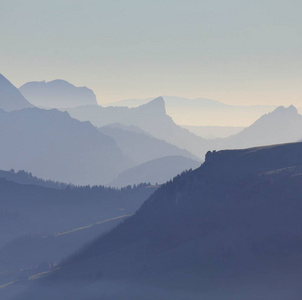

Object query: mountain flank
[16,142,302,300]
[0,74,33,111]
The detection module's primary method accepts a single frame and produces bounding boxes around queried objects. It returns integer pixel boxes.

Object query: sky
[1,0,302,106]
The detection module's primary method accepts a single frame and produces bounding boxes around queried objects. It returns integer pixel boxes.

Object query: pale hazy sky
[1,0,302,106]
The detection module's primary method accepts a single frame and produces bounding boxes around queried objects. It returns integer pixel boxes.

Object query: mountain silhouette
[105,95,277,127]
[16,142,302,299]
[212,105,302,150]
[0,74,33,111]
[0,169,68,189]
[66,97,206,158]
[0,107,132,185]
[19,79,98,108]
[0,178,156,298]
[99,123,198,165]
[110,155,200,187]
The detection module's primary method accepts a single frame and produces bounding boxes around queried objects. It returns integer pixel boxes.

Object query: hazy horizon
[1,0,302,107]
[2,2,302,298]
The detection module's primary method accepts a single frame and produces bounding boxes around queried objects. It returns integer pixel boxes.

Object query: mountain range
[65,97,207,158]
[19,80,98,108]
[0,107,131,185]
[15,142,302,300]
[99,123,198,165]
[105,95,279,127]
[0,74,201,186]
[66,98,302,160]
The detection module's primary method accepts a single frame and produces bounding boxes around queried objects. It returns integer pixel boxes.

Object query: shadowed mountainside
[0,169,68,189]
[0,179,157,298]
[0,107,132,185]
[15,142,302,300]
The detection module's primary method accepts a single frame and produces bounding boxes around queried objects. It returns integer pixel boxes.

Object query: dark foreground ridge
[16,142,302,300]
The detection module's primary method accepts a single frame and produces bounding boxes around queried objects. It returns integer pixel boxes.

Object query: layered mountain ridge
[16,142,302,300]
[0,107,132,185]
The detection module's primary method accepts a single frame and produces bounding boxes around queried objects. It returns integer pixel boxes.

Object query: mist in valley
[2,1,302,299]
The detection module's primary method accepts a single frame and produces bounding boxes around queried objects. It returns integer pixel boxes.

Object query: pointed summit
[270,105,298,117]
[0,74,33,111]
[138,96,166,114]
[218,104,302,151]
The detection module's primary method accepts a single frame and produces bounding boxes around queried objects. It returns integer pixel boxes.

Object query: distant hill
[110,155,201,187]
[0,179,156,295]
[0,169,68,189]
[19,79,98,108]
[18,142,302,300]
[0,107,132,185]
[213,105,302,150]
[99,123,198,165]
[66,97,207,158]
[0,74,33,111]
[104,96,277,127]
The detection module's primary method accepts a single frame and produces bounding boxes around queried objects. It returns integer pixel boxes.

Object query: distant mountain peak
[271,105,298,116]
[19,79,97,108]
[138,96,166,114]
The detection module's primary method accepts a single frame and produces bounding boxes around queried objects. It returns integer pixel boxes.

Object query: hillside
[0,179,156,297]
[0,107,132,185]
[110,155,200,187]
[99,124,198,164]
[16,142,302,299]
[0,74,33,111]
[0,169,68,189]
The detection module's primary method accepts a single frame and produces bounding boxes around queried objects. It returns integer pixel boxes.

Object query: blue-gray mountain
[66,99,302,159]
[65,97,207,158]
[15,142,302,300]
[99,123,199,164]
[212,105,302,150]
[0,74,33,111]
[0,169,68,189]
[110,155,200,187]
[19,80,98,108]
[0,107,132,185]
[0,178,156,299]
[105,95,277,127]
